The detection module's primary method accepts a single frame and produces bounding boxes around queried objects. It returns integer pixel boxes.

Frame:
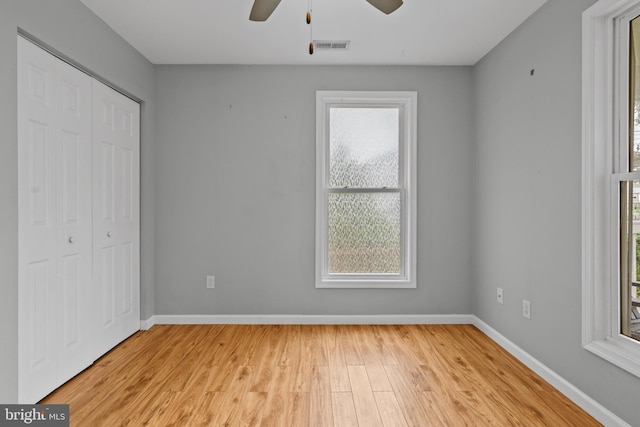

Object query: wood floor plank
[39,324,602,427]
[338,325,363,365]
[415,391,456,426]
[331,392,359,427]
[383,365,434,427]
[453,389,516,426]
[326,325,352,392]
[347,365,384,427]
[365,364,393,392]
[245,325,270,365]
[159,368,215,427]
[250,364,274,393]
[278,325,301,366]
[351,325,393,392]
[371,326,400,366]
[259,365,292,427]
[309,365,333,427]
[374,391,408,427]
[238,391,268,426]
[377,325,426,368]
[210,365,254,425]
[137,391,180,426]
[187,391,225,427]
[421,388,476,426]
[352,324,382,365]
[207,363,238,392]
[290,363,313,393]
[211,324,252,365]
[285,392,310,426]
[301,325,329,366]
[329,364,352,393]
[250,324,286,367]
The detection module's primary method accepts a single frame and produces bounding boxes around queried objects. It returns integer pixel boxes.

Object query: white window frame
[583,0,640,378]
[315,91,417,289]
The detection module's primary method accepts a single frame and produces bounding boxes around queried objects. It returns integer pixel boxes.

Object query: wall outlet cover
[206,275,215,289]
[523,299,531,319]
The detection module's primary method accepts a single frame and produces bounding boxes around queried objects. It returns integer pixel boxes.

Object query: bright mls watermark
[0,405,68,426]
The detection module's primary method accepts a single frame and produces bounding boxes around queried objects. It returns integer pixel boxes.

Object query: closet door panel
[27,121,55,228]
[116,98,140,338]
[18,37,60,403]
[60,254,80,345]
[92,80,140,358]
[99,246,116,327]
[121,242,134,316]
[56,59,93,382]
[119,143,136,320]
[24,259,56,399]
[18,38,94,403]
[93,137,119,356]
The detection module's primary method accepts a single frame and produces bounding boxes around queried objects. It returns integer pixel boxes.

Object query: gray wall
[154,65,473,315]
[0,0,155,402]
[472,0,640,423]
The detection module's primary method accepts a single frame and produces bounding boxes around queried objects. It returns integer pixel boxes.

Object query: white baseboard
[140,317,156,330]
[471,317,630,427]
[145,313,475,325]
[139,313,628,426]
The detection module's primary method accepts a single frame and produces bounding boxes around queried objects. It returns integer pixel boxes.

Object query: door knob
[68,236,75,244]
[107,231,112,238]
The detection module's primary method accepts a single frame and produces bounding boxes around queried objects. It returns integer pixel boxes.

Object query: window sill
[315,279,417,289]
[584,337,640,379]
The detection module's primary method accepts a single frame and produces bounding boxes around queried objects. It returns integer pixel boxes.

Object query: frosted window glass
[329,108,399,188]
[328,192,401,274]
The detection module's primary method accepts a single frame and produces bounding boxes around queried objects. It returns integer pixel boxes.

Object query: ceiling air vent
[313,40,351,51]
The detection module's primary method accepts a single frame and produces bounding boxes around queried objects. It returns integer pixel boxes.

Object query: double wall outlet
[206,275,215,289]
[496,287,531,319]
[523,299,531,319]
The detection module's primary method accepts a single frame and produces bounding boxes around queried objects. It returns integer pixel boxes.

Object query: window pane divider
[328,188,401,194]
[611,171,640,181]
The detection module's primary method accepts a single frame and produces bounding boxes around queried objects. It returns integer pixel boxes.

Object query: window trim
[582,0,640,378]
[315,91,417,289]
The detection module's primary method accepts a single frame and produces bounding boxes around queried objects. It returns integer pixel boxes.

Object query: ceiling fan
[249,0,403,21]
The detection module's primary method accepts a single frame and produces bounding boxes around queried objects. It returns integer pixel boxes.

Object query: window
[621,15,640,342]
[583,0,640,378]
[315,91,417,288]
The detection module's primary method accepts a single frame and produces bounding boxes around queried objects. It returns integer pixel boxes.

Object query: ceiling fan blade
[365,0,403,14]
[249,0,282,21]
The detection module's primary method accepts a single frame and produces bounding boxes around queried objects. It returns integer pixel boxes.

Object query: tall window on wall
[620,15,640,342]
[583,0,640,378]
[315,91,417,289]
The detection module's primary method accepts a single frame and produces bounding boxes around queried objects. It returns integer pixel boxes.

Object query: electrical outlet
[497,288,504,304]
[523,299,531,319]
[206,275,215,289]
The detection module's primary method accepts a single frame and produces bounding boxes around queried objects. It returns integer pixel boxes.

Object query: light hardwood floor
[41,324,601,426]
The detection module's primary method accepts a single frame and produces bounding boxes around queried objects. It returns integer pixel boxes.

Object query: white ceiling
[80,0,548,66]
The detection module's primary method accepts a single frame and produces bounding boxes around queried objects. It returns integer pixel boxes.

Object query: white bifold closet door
[91,80,140,360]
[17,37,140,403]
[18,37,94,404]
